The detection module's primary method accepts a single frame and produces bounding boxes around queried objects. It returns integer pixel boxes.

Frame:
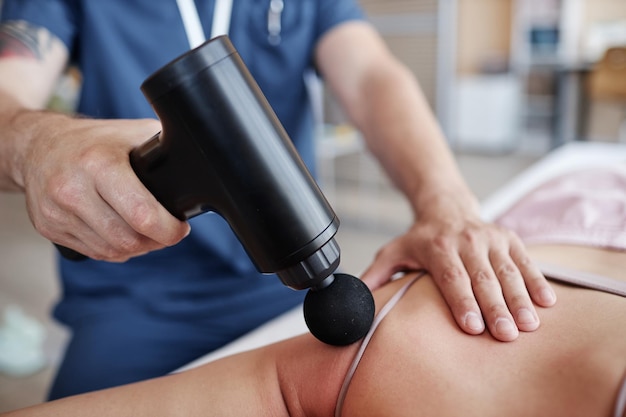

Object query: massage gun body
[131,36,341,291]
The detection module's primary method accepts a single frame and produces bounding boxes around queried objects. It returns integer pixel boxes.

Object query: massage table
[177,140,626,372]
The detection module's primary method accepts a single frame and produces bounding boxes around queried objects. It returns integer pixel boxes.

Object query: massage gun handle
[55,243,88,261]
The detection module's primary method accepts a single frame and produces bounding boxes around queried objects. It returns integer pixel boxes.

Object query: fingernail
[495,317,516,337]
[539,288,556,305]
[463,312,484,332]
[516,308,536,325]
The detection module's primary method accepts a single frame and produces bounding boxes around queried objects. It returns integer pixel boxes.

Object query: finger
[38,201,125,261]
[55,228,128,262]
[51,176,166,260]
[28,189,122,259]
[78,202,165,260]
[510,240,557,307]
[360,238,424,290]
[489,248,540,333]
[428,248,486,336]
[460,250,518,341]
[94,162,190,248]
[360,258,396,291]
[57,199,157,261]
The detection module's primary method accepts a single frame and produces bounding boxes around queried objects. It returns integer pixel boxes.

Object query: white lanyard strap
[211,0,233,38]
[176,0,233,49]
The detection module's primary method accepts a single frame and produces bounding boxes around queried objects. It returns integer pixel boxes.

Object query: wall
[456,0,513,75]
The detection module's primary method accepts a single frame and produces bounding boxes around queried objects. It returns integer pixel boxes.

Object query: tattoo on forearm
[0,20,54,60]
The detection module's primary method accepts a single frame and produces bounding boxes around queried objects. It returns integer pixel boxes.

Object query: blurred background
[1,0,625,411]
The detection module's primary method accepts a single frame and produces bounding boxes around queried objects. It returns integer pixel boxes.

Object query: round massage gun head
[303,273,375,346]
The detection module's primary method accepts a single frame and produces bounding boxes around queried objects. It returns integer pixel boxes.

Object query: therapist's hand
[17,113,190,262]
[360,198,557,342]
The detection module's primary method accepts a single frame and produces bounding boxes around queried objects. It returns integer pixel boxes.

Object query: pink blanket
[495,166,626,250]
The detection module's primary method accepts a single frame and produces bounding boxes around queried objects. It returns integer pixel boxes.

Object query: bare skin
[1,244,623,417]
[0,19,554,336]
[344,245,626,417]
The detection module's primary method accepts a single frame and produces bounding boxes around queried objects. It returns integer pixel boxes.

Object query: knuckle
[456,295,478,312]
[432,234,454,253]
[487,302,508,317]
[495,262,519,282]
[472,269,496,286]
[50,177,83,209]
[127,201,158,234]
[116,234,144,254]
[460,228,481,245]
[89,247,116,261]
[99,217,150,257]
[79,145,116,173]
[37,200,63,225]
[507,293,530,308]
[439,265,465,287]
[516,254,536,271]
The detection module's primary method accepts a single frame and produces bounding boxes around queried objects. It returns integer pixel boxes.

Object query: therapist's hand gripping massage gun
[57,36,375,346]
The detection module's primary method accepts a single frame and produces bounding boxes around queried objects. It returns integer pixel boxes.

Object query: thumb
[360,238,426,291]
[360,245,406,290]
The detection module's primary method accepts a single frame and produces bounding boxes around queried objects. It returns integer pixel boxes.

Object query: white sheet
[177,141,626,372]
[481,141,626,221]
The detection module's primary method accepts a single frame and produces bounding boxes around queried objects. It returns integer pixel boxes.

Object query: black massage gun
[58,36,374,346]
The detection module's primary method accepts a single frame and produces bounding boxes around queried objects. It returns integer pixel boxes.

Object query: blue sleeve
[1,0,78,51]
[315,0,367,39]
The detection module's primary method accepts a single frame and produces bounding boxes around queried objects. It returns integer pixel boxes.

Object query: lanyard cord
[175,0,233,49]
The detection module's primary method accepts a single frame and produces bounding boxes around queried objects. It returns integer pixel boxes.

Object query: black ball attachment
[303,273,375,346]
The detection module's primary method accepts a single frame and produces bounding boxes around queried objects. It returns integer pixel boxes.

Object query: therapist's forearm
[0,91,69,192]
[319,25,479,219]
[352,62,478,219]
[0,63,68,193]
[0,91,42,191]
[0,21,69,191]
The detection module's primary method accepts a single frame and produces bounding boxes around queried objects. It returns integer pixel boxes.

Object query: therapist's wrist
[411,183,481,222]
[6,108,71,191]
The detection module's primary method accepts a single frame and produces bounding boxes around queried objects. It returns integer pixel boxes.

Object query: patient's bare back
[341,257,626,417]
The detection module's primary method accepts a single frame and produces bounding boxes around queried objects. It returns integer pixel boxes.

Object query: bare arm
[315,23,470,215]
[315,22,556,341]
[0,331,349,417]
[0,21,189,261]
[0,347,287,417]
[0,20,68,190]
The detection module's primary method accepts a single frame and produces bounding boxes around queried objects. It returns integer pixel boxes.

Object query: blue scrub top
[1,1,365,340]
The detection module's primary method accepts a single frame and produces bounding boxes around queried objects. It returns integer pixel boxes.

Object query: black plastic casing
[131,36,340,290]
